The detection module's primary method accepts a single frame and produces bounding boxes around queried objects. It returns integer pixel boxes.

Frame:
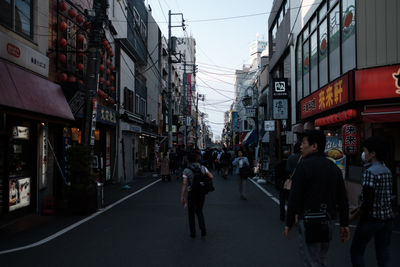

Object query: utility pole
[182,58,187,150]
[83,0,108,147]
[167,10,185,153]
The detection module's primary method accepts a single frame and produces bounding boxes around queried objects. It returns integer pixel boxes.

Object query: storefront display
[9,177,30,211]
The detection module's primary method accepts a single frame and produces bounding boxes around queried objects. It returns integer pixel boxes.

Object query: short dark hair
[302,130,326,153]
[363,136,386,161]
[187,152,198,163]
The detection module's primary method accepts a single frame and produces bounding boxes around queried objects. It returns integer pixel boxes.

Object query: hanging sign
[342,124,359,155]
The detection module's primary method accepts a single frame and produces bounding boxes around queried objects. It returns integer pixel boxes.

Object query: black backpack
[189,166,215,194]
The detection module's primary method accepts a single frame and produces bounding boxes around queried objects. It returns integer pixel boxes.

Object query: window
[303,39,310,97]
[319,2,327,19]
[140,20,147,40]
[278,9,283,26]
[284,0,289,15]
[296,43,303,101]
[319,19,328,87]
[329,5,340,80]
[310,16,317,31]
[135,94,140,114]
[124,87,134,113]
[310,32,318,92]
[342,0,356,73]
[0,0,33,39]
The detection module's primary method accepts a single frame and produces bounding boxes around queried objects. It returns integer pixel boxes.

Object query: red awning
[362,106,400,123]
[0,61,74,121]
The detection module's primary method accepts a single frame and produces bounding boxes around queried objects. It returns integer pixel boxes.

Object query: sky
[146,0,274,138]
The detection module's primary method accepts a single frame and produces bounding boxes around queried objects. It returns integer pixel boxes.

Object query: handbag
[303,211,331,243]
[283,156,302,190]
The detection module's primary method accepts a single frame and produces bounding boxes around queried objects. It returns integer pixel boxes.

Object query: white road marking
[0,179,161,255]
[249,178,400,234]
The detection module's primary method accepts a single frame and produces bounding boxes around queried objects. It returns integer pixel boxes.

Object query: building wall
[144,12,160,124]
[357,0,400,69]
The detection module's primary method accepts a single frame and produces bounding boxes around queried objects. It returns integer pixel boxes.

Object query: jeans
[298,220,332,267]
[187,191,206,235]
[279,189,289,220]
[350,220,392,267]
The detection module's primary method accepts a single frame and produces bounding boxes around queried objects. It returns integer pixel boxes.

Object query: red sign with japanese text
[342,124,359,155]
[355,64,400,101]
[300,73,351,119]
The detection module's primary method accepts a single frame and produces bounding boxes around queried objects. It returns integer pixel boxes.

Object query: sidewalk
[0,173,160,252]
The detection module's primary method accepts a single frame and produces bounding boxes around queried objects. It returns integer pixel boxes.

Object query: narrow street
[1,171,399,267]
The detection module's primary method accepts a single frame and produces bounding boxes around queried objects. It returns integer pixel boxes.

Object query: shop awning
[361,105,400,123]
[0,61,74,121]
[242,129,257,145]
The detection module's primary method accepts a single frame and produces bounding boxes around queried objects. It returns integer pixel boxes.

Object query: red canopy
[361,105,400,123]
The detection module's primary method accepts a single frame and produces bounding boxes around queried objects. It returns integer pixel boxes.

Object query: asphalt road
[1,172,399,267]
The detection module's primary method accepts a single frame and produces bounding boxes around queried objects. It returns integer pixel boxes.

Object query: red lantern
[103,40,109,46]
[106,60,111,66]
[58,73,67,82]
[105,69,110,75]
[106,81,111,87]
[77,63,84,71]
[77,34,85,42]
[59,1,68,12]
[68,8,77,18]
[58,38,67,47]
[59,21,68,31]
[99,77,105,84]
[67,75,76,82]
[83,21,91,29]
[78,80,84,85]
[99,64,105,72]
[110,87,115,93]
[100,53,104,59]
[77,49,84,57]
[110,75,115,81]
[76,15,85,24]
[110,65,115,71]
[58,53,67,63]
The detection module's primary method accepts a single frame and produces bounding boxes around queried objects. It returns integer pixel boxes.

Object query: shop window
[329,5,340,81]
[0,0,33,39]
[319,19,328,87]
[342,0,356,73]
[310,32,318,93]
[303,39,310,97]
[71,128,82,144]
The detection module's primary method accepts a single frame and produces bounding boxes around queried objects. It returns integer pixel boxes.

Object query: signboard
[245,108,256,117]
[68,91,85,116]
[97,105,117,125]
[264,120,275,131]
[0,31,49,77]
[39,124,48,189]
[105,130,111,181]
[12,126,30,140]
[9,177,31,211]
[90,99,98,146]
[342,124,359,155]
[300,73,351,119]
[231,111,239,130]
[325,136,346,178]
[272,79,289,98]
[355,64,400,101]
[273,99,288,119]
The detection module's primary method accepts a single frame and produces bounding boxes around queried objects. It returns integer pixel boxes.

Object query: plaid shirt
[362,162,393,220]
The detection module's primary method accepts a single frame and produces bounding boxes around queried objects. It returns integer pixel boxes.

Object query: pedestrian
[274,150,290,221]
[220,148,231,179]
[180,151,214,238]
[232,149,251,200]
[160,152,171,182]
[350,136,393,267]
[284,130,350,267]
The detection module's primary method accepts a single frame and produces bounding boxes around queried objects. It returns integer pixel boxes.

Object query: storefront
[0,60,74,219]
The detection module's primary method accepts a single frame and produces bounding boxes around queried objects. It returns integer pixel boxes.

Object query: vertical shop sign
[106,130,111,181]
[39,124,48,189]
[342,124,359,155]
[90,99,98,146]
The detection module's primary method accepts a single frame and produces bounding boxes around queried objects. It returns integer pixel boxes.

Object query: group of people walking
[160,129,394,266]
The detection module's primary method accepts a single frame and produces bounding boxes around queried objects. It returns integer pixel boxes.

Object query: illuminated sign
[300,73,351,119]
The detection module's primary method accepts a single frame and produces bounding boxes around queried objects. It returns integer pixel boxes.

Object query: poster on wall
[325,136,346,179]
[9,177,31,211]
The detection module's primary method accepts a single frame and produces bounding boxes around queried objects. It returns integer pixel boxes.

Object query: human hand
[340,227,350,242]
[284,226,291,239]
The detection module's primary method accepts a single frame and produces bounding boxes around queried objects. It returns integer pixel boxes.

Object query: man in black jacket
[284,130,350,266]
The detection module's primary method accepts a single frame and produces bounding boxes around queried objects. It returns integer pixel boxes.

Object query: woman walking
[160,152,171,182]
[232,149,250,200]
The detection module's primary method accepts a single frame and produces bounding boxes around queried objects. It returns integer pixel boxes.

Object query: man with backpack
[181,151,214,238]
